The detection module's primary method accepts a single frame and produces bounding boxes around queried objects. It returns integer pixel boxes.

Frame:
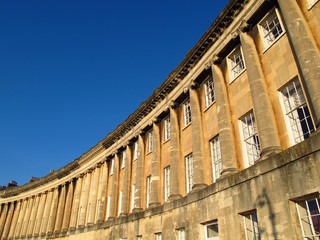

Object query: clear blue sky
[0,0,228,186]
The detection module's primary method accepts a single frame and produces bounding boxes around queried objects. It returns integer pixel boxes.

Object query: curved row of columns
[0,1,319,239]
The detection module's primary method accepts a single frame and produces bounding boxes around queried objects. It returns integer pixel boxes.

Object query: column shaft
[120,146,132,215]
[8,201,21,239]
[27,195,40,237]
[33,193,46,237]
[240,31,282,158]
[97,162,108,223]
[189,87,207,190]
[62,181,74,232]
[169,106,182,200]
[69,176,83,230]
[40,190,53,236]
[133,134,144,211]
[87,167,100,225]
[211,63,238,176]
[47,187,59,234]
[2,203,14,239]
[150,122,161,206]
[14,199,27,237]
[277,0,320,127]
[78,172,91,227]
[108,155,119,218]
[0,204,8,238]
[21,197,34,237]
[54,185,66,233]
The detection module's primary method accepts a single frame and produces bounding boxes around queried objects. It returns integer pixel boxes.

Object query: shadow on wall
[254,188,278,239]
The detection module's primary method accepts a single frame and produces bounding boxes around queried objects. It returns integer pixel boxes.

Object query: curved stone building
[1,0,320,239]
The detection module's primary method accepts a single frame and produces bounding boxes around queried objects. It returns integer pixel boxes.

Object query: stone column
[169,104,182,200]
[108,154,119,219]
[149,120,161,207]
[61,181,74,232]
[69,176,83,230]
[87,166,100,225]
[133,134,145,211]
[189,85,207,190]
[14,198,27,237]
[54,184,66,233]
[27,194,40,237]
[120,145,132,216]
[41,190,53,236]
[210,60,238,176]
[0,203,8,238]
[78,172,92,228]
[2,202,14,239]
[97,161,108,223]
[33,193,46,237]
[47,187,59,234]
[277,0,320,128]
[239,26,282,158]
[21,197,34,237]
[8,201,21,239]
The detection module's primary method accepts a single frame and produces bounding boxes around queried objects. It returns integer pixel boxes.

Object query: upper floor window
[185,154,194,193]
[130,184,135,212]
[204,77,215,107]
[210,136,222,182]
[163,117,170,141]
[147,131,153,153]
[121,150,126,169]
[146,176,151,207]
[164,166,171,202]
[133,141,138,161]
[183,99,192,126]
[109,158,115,175]
[118,191,122,216]
[240,111,260,166]
[155,232,162,240]
[204,220,219,240]
[280,78,315,144]
[177,228,186,240]
[308,0,319,9]
[296,197,320,239]
[228,46,245,81]
[242,211,261,240]
[259,9,284,48]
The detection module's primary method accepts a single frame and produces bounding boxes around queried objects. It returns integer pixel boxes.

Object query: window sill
[308,0,319,10]
[163,138,170,144]
[229,69,246,84]
[204,100,216,113]
[262,31,286,54]
[182,123,191,131]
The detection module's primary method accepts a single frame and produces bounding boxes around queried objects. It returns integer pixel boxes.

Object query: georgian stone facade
[1,0,320,239]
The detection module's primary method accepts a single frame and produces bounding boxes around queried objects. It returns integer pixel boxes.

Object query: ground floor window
[296,197,320,239]
[204,220,219,240]
[242,211,261,240]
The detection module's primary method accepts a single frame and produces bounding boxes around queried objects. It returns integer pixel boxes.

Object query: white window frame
[133,141,138,161]
[121,151,126,169]
[109,158,115,175]
[183,99,192,127]
[204,77,215,107]
[204,220,219,240]
[279,78,315,145]
[136,236,142,240]
[155,232,162,240]
[147,130,153,153]
[259,8,285,50]
[210,136,222,182]
[308,0,319,9]
[146,176,151,208]
[177,228,186,240]
[243,211,261,240]
[106,195,111,219]
[130,184,135,212]
[227,46,245,82]
[163,117,170,142]
[118,191,122,216]
[296,197,320,239]
[239,111,260,167]
[185,154,194,193]
[164,166,170,202]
